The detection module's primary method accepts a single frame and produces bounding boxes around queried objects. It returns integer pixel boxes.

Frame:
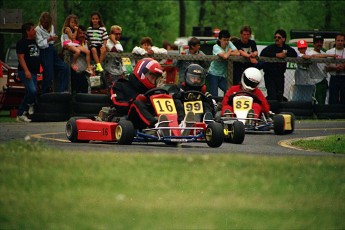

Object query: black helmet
[185,64,205,87]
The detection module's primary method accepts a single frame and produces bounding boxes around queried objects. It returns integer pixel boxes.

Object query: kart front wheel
[225,121,245,144]
[205,122,224,148]
[273,114,285,135]
[65,117,89,143]
[115,120,135,145]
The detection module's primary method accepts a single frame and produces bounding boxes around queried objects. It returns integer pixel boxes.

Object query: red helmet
[133,58,163,89]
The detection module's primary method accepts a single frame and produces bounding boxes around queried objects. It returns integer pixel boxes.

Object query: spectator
[132,37,167,55]
[86,11,108,73]
[61,14,93,74]
[307,35,336,105]
[294,39,311,85]
[221,67,270,119]
[110,58,164,130]
[176,37,209,86]
[104,25,125,88]
[16,22,40,122]
[171,64,216,125]
[326,33,345,104]
[260,29,297,101]
[35,12,69,94]
[70,25,89,93]
[233,25,259,85]
[207,29,240,97]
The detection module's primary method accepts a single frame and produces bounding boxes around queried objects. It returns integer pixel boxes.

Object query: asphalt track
[1,120,344,156]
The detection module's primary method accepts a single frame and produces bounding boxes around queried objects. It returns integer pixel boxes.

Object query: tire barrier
[71,93,111,118]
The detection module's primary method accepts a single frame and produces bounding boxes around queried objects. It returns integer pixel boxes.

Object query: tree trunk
[179,0,186,37]
[199,0,206,27]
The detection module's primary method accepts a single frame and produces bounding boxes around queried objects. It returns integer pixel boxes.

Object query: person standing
[16,22,40,122]
[35,12,69,94]
[326,33,345,104]
[233,25,259,85]
[207,29,240,97]
[260,29,297,101]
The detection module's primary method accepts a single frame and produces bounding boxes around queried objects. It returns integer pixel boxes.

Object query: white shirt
[35,25,56,49]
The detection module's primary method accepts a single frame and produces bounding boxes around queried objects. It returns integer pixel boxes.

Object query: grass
[0,109,16,122]
[291,134,345,154]
[1,141,345,229]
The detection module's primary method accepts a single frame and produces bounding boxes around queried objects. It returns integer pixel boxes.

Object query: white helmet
[241,67,262,91]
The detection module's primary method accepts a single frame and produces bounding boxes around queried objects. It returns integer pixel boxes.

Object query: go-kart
[65,88,224,147]
[218,91,295,137]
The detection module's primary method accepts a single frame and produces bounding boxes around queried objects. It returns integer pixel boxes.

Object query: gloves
[135,94,147,103]
[205,92,212,98]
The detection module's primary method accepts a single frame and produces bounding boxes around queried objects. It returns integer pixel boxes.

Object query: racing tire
[74,93,110,104]
[273,114,285,135]
[225,121,245,144]
[38,92,72,103]
[115,120,135,145]
[65,117,89,143]
[280,112,295,134]
[31,112,70,122]
[205,122,224,148]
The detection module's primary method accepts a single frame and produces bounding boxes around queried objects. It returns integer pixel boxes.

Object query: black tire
[273,114,285,135]
[115,120,135,145]
[280,101,313,109]
[31,112,70,122]
[280,112,295,134]
[279,108,313,117]
[38,92,72,103]
[72,101,108,114]
[74,93,110,103]
[34,102,71,114]
[226,121,245,144]
[65,117,89,143]
[205,122,224,148]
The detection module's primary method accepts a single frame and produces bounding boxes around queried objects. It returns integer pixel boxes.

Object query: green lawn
[1,141,345,229]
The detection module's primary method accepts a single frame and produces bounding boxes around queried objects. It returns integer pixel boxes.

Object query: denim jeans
[17,71,37,116]
[207,73,227,97]
[40,45,69,93]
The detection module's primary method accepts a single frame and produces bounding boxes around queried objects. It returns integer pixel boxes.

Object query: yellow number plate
[184,101,204,114]
[153,98,176,115]
[233,96,253,111]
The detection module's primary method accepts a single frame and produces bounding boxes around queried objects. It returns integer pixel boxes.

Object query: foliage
[1,0,344,53]
[1,140,345,228]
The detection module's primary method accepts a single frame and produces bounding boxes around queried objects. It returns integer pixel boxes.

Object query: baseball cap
[297,40,308,49]
[313,34,324,43]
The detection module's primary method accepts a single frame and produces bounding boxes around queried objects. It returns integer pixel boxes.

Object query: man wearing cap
[326,33,345,104]
[307,35,336,105]
[260,29,297,102]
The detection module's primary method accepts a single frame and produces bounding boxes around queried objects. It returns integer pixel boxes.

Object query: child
[221,67,270,119]
[106,25,123,53]
[132,37,167,55]
[86,11,108,72]
[61,14,92,74]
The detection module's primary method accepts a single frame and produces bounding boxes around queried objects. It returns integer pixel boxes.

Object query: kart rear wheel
[273,114,285,135]
[205,122,224,148]
[280,112,295,134]
[225,121,245,144]
[65,117,89,143]
[115,120,135,145]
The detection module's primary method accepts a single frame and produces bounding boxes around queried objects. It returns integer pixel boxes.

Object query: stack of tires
[314,104,345,119]
[279,101,314,119]
[31,92,72,122]
[71,93,111,118]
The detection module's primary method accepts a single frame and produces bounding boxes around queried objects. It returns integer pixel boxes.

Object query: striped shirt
[86,26,108,47]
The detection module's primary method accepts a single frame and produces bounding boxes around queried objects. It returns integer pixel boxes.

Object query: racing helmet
[133,58,163,89]
[241,67,262,91]
[185,64,206,87]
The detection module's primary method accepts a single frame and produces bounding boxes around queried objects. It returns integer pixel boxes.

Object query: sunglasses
[274,36,282,39]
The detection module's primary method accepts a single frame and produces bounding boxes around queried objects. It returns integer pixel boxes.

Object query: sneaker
[223,109,234,118]
[95,63,104,72]
[28,103,34,115]
[203,112,214,124]
[247,109,255,125]
[180,111,197,136]
[16,114,32,122]
[156,114,171,136]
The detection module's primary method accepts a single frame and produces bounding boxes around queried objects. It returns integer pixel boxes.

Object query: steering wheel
[144,87,169,98]
[228,91,261,105]
[183,90,206,101]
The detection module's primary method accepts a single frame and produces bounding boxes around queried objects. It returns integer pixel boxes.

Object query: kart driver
[170,64,216,122]
[221,67,270,118]
[110,58,163,129]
